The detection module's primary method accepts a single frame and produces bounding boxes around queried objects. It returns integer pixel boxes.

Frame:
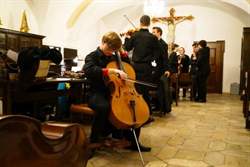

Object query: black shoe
[127,143,151,152]
[198,99,206,103]
[87,149,95,159]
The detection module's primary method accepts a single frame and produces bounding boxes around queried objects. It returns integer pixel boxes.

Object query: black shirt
[179,54,190,73]
[124,28,160,64]
[190,54,198,75]
[197,46,210,76]
[83,47,129,94]
[158,38,169,74]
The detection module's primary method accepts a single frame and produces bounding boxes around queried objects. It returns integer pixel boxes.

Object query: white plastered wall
[0,0,38,33]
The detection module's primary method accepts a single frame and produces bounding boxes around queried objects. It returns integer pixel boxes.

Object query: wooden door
[207,41,224,93]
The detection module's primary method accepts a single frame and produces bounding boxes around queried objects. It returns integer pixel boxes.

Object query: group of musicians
[83,14,210,158]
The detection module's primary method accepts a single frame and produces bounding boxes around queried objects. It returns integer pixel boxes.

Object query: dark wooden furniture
[0,115,89,167]
[0,28,44,52]
[242,70,250,129]
[240,28,250,95]
[239,27,250,129]
[178,73,193,101]
[0,78,86,116]
[170,73,179,106]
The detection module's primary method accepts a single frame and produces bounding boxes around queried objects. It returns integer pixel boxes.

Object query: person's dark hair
[198,40,207,48]
[152,26,162,36]
[192,42,198,47]
[171,43,179,50]
[140,15,150,26]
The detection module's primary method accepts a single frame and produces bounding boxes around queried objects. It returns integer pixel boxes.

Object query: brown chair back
[178,73,193,100]
[0,115,89,167]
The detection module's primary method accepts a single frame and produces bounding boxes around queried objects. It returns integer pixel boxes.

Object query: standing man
[152,26,170,79]
[152,26,172,114]
[124,15,161,122]
[196,40,210,102]
[190,42,199,100]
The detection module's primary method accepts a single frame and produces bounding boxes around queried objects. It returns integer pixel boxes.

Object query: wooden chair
[178,73,193,101]
[0,115,89,167]
[170,73,179,106]
[70,103,95,116]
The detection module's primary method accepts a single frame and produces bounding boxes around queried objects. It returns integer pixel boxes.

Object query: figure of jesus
[152,8,194,44]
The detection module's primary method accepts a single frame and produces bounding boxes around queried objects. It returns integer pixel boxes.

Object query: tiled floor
[85,94,250,167]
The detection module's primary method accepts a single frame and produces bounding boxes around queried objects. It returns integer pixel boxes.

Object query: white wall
[1,0,250,93]
[0,0,38,32]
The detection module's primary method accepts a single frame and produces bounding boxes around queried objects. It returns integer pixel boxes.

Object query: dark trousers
[133,63,152,115]
[88,91,140,144]
[192,75,198,100]
[183,88,187,97]
[197,75,208,101]
[157,75,172,114]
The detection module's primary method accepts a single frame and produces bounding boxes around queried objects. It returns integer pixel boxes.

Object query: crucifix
[152,8,194,45]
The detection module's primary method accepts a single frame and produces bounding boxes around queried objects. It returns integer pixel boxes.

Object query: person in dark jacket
[177,47,190,97]
[151,26,170,79]
[124,15,161,123]
[83,31,151,154]
[168,43,179,73]
[196,40,210,102]
[190,42,199,100]
[177,47,190,74]
[152,26,172,114]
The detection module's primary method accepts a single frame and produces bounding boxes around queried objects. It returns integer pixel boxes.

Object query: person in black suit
[190,42,199,100]
[152,26,172,114]
[177,47,190,73]
[168,43,179,73]
[196,40,210,102]
[177,47,191,97]
[83,31,151,155]
[151,26,170,80]
[124,15,161,123]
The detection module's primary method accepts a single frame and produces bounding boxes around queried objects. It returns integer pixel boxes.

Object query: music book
[35,60,50,78]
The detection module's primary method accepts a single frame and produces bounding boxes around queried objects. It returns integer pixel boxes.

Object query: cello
[106,51,150,129]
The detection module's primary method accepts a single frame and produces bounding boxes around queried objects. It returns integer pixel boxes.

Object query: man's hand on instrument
[108,68,128,80]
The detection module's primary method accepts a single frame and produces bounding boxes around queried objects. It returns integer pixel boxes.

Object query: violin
[120,28,139,37]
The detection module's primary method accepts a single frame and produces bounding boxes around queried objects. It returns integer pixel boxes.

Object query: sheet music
[35,60,50,78]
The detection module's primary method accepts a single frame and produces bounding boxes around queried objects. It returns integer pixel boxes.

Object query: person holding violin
[83,31,151,155]
[123,15,161,123]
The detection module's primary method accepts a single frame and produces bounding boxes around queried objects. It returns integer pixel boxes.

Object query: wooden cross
[152,8,194,44]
